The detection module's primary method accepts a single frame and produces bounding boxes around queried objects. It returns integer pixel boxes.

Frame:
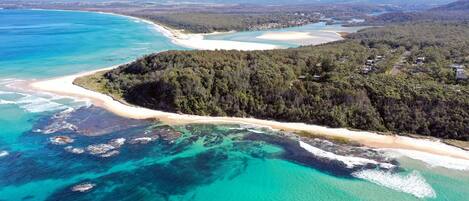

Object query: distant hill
[362,0,469,25]
[12,0,456,6]
[431,0,469,11]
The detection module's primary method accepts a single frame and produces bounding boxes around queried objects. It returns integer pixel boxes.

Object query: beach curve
[27,68,469,165]
[20,9,469,169]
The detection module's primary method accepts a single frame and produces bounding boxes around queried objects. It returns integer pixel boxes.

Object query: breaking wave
[0,91,69,113]
[299,141,395,169]
[352,170,436,199]
[0,150,9,158]
[383,149,469,171]
[0,78,89,113]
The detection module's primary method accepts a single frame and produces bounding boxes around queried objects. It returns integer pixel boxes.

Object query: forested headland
[76,23,469,141]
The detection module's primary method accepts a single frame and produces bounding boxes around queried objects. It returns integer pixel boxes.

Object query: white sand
[28,70,469,164]
[256,32,315,40]
[171,34,279,51]
[126,15,280,51]
[22,10,469,167]
[255,30,346,46]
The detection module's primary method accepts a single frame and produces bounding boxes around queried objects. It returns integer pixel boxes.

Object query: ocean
[0,9,468,201]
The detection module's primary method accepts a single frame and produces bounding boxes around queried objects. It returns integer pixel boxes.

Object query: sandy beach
[256,32,316,40]
[28,69,469,167]
[22,10,469,169]
[255,30,347,46]
[127,15,281,51]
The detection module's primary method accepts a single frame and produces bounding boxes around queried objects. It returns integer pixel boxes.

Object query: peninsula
[30,22,469,162]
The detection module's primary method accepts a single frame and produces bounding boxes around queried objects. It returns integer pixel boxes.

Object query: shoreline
[19,8,280,51]
[102,12,283,51]
[27,68,469,165]
[22,8,353,51]
[13,8,469,168]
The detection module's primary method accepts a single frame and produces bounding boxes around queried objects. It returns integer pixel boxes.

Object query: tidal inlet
[1,1,469,201]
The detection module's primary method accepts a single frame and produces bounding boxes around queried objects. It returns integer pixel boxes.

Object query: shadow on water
[44,147,248,201]
[0,106,399,200]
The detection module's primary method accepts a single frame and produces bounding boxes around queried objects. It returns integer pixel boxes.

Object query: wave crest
[299,141,395,169]
[352,170,436,198]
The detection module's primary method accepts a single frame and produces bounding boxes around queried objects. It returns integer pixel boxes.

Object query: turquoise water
[0,9,468,201]
[205,22,366,47]
[0,9,182,78]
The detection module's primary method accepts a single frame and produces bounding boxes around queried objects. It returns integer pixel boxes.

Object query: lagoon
[0,9,468,201]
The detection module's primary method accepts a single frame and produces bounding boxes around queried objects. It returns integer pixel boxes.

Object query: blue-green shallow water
[205,22,366,48]
[0,9,183,78]
[0,9,468,201]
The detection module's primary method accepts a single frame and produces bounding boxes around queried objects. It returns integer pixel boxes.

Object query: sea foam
[0,150,9,158]
[299,141,394,169]
[383,149,469,171]
[0,88,71,113]
[352,170,436,198]
[16,95,69,113]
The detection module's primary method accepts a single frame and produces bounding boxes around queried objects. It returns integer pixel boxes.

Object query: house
[366,60,374,65]
[361,66,372,74]
[416,57,425,65]
[298,75,307,79]
[376,55,384,60]
[456,69,467,80]
[450,64,467,80]
[450,64,464,69]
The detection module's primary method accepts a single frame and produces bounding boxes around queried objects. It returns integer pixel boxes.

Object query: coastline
[106,12,354,50]
[28,69,469,165]
[17,8,469,169]
[107,13,282,51]
[21,8,280,51]
[17,8,352,51]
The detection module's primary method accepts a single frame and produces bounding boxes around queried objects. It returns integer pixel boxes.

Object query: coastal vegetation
[77,23,469,141]
[135,12,321,33]
[362,0,469,25]
[127,4,388,33]
[0,1,392,33]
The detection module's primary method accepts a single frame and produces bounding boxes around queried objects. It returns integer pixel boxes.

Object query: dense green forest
[118,4,390,33]
[138,12,320,33]
[78,23,469,140]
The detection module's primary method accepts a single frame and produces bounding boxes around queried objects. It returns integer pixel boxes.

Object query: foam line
[352,170,436,198]
[383,149,469,171]
[299,141,394,169]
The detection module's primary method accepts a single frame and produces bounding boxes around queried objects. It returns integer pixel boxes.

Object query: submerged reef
[15,106,405,200]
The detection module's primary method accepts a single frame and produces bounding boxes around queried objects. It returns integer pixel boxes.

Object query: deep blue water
[0,9,468,201]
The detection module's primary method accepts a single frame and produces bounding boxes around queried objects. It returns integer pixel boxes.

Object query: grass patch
[73,71,123,101]
[296,130,353,144]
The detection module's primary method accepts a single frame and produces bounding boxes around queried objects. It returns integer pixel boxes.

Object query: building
[416,57,425,65]
[450,64,467,80]
[450,64,464,69]
[361,66,372,74]
[456,69,467,80]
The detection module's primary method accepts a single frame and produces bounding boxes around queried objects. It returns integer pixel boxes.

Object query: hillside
[77,23,469,141]
[431,0,469,11]
[362,0,469,25]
